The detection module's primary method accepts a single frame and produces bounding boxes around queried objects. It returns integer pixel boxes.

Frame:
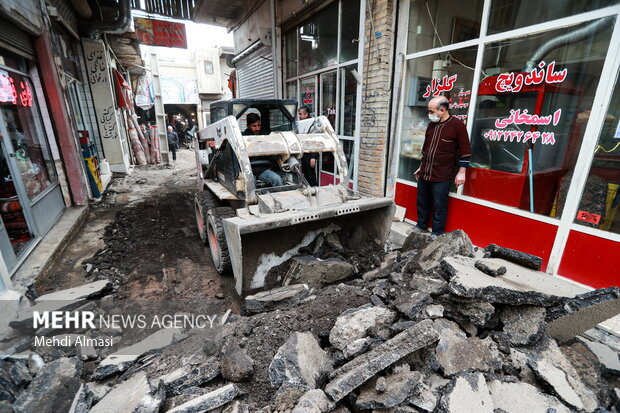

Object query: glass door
[0,55,64,272]
[0,123,35,266]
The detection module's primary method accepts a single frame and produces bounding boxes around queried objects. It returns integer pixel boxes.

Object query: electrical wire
[596,142,620,153]
[424,0,486,76]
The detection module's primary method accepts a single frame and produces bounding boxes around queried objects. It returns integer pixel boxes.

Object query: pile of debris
[2,230,619,413]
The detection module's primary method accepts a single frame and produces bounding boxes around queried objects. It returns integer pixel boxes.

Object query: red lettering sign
[0,72,32,107]
[494,61,568,93]
[576,211,601,225]
[134,18,187,49]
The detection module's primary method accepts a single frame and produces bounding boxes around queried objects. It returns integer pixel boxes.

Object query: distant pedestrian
[167,125,179,162]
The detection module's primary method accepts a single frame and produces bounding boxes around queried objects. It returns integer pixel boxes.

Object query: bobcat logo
[216,127,222,138]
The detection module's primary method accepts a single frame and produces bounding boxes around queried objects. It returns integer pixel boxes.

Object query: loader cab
[209,99,298,134]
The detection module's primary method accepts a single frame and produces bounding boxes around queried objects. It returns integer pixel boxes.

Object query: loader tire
[206,207,236,274]
[195,189,221,244]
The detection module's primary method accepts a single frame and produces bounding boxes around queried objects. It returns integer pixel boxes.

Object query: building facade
[0,0,150,292]
[389,1,620,288]
[197,0,620,289]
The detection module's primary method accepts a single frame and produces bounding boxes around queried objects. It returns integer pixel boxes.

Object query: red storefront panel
[395,182,557,271]
[559,231,619,289]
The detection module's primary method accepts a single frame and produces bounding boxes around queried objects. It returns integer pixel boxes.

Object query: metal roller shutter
[0,18,34,59]
[236,46,274,99]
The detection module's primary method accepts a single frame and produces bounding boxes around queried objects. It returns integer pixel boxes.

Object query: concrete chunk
[284,256,354,287]
[325,319,438,402]
[487,380,571,413]
[291,389,335,413]
[10,281,111,328]
[355,371,420,409]
[89,371,163,413]
[35,280,111,302]
[92,328,183,380]
[244,284,310,314]
[435,328,501,376]
[546,287,620,343]
[528,339,598,412]
[500,306,547,346]
[12,357,82,413]
[221,341,254,382]
[408,382,438,412]
[577,336,620,376]
[158,361,220,395]
[442,256,585,306]
[270,332,332,389]
[416,230,474,271]
[393,292,432,319]
[329,304,397,351]
[485,244,542,270]
[166,383,239,413]
[474,259,506,277]
[438,373,493,413]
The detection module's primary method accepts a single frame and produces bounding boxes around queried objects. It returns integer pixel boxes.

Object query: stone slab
[442,256,585,306]
[244,284,310,314]
[325,319,438,402]
[92,328,183,380]
[166,383,239,413]
[89,371,156,413]
[269,331,332,389]
[487,380,571,413]
[546,287,620,343]
[438,373,493,413]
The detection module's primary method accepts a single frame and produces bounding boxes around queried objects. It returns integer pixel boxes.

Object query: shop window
[340,0,360,62]
[464,17,615,218]
[407,0,483,54]
[286,82,297,101]
[320,71,337,130]
[285,31,297,79]
[340,65,357,136]
[488,0,617,35]
[0,73,58,200]
[300,77,317,117]
[570,76,620,233]
[397,46,477,188]
[341,138,355,180]
[299,2,339,75]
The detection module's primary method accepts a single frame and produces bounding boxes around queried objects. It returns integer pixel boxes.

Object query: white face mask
[428,113,440,123]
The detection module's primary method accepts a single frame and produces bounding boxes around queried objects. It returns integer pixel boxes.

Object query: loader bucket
[221,197,395,296]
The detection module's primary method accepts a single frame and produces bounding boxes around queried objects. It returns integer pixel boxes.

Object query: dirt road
[35,147,241,315]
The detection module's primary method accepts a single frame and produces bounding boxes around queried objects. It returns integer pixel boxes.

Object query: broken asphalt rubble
[1,229,619,412]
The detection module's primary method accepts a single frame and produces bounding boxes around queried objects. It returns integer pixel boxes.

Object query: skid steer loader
[194,99,394,296]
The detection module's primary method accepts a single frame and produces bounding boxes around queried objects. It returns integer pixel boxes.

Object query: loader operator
[243,113,284,187]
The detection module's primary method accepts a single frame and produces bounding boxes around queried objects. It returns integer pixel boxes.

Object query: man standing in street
[167,125,179,162]
[413,96,471,238]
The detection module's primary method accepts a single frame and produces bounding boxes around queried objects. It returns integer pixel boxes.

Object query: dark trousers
[169,144,177,161]
[416,178,451,235]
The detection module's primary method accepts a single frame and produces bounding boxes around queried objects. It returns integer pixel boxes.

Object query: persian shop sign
[134,18,187,49]
[0,71,33,107]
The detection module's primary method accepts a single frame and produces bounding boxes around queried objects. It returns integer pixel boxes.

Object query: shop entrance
[165,104,198,148]
[0,59,65,274]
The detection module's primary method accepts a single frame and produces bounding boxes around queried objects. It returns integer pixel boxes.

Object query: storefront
[391,1,620,288]
[0,32,65,274]
[282,0,363,189]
